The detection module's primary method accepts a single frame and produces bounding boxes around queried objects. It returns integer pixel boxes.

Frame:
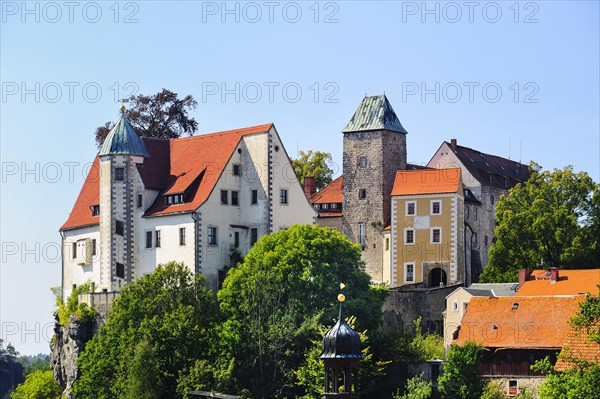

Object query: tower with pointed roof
[98,112,150,291]
[342,95,408,283]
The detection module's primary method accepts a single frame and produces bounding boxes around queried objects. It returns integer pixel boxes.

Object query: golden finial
[120,105,126,114]
[340,282,346,290]
[338,294,346,302]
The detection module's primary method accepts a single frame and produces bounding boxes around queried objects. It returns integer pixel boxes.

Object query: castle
[310,94,531,288]
[60,116,316,299]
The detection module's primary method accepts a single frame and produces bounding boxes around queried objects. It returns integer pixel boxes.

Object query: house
[454,295,585,396]
[517,268,600,296]
[309,176,343,233]
[428,140,531,278]
[60,113,316,299]
[443,283,517,354]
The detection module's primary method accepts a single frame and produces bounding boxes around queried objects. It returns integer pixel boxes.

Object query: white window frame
[431,227,442,244]
[404,228,415,245]
[452,301,459,312]
[430,200,442,215]
[207,226,217,246]
[404,263,415,283]
[280,188,288,205]
[358,223,366,245]
[405,201,416,216]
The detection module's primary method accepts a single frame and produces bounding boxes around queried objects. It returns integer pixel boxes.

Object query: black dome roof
[320,306,363,359]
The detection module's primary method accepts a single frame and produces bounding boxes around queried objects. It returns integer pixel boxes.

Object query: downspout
[191,211,200,275]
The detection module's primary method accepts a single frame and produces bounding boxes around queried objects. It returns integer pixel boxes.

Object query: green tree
[394,374,432,399]
[481,164,600,283]
[291,150,334,191]
[73,262,219,399]
[480,382,505,399]
[95,89,198,146]
[410,317,444,361]
[217,224,387,398]
[11,370,62,399]
[437,342,484,399]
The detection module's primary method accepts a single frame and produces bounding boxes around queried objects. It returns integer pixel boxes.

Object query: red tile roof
[454,296,585,349]
[61,124,273,230]
[310,176,342,204]
[555,321,600,371]
[391,168,462,196]
[518,269,600,297]
[317,211,343,218]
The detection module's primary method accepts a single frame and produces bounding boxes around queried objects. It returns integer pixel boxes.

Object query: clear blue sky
[1,1,598,355]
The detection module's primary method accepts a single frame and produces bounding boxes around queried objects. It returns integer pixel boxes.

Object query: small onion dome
[99,114,150,157]
[319,305,363,359]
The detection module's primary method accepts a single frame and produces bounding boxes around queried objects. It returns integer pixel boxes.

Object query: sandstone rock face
[50,314,95,398]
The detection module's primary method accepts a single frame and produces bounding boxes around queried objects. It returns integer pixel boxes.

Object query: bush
[394,374,432,399]
[52,282,96,326]
[11,370,62,399]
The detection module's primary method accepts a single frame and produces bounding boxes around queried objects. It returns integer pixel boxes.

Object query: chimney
[304,176,316,198]
[518,269,530,289]
[450,139,457,152]
[550,267,559,283]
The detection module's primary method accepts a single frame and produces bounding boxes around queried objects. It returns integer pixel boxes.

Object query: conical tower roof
[98,114,150,157]
[342,94,407,134]
[320,304,363,360]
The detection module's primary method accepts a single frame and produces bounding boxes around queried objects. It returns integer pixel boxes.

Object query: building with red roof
[61,113,316,298]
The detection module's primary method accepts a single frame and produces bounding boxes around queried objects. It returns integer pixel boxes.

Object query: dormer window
[115,167,124,181]
[164,194,184,206]
[91,205,100,216]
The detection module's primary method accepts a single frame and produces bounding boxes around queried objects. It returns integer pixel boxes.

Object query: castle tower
[342,95,407,283]
[320,292,363,398]
[98,111,149,291]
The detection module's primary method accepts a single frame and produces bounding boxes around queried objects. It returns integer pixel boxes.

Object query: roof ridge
[447,140,529,168]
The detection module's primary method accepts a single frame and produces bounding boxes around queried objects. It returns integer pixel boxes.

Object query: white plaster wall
[270,127,317,230]
[382,230,391,285]
[62,226,101,300]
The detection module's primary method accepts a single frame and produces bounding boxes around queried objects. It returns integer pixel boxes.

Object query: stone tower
[98,112,149,291]
[342,95,407,283]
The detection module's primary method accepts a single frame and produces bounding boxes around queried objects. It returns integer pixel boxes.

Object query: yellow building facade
[390,168,465,287]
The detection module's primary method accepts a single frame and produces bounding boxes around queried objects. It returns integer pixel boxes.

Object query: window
[280,189,288,204]
[115,167,124,181]
[405,229,414,244]
[406,201,416,216]
[315,204,320,210]
[233,164,241,176]
[137,194,142,208]
[405,263,415,282]
[489,174,493,183]
[72,242,77,259]
[431,200,441,215]
[208,227,217,245]
[385,237,390,250]
[431,228,441,243]
[504,178,509,188]
[91,239,97,256]
[452,301,459,312]
[484,235,489,246]
[91,205,100,216]
[155,230,161,248]
[473,207,478,220]
[359,189,366,200]
[251,189,258,205]
[164,194,184,205]
[231,191,239,206]
[528,353,535,364]
[179,228,186,246]
[358,223,366,245]
[115,220,124,236]
[250,228,258,246]
[472,232,478,245]
[465,205,469,219]
[331,203,338,209]
[359,156,367,168]
[508,380,518,396]
[490,195,495,206]
[221,190,228,205]
[234,231,240,248]
[146,231,152,248]
[116,262,125,278]
[323,204,329,210]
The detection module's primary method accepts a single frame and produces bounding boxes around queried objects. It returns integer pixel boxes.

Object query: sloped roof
[518,269,600,297]
[555,321,600,371]
[439,141,531,189]
[391,168,462,196]
[342,95,407,134]
[98,115,150,157]
[310,176,343,205]
[454,296,584,348]
[469,283,518,297]
[61,124,273,230]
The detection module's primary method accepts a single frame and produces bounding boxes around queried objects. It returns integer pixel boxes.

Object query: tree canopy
[437,342,484,399]
[73,262,219,399]
[11,370,62,399]
[95,89,198,146]
[214,224,387,398]
[291,150,335,191]
[481,163,599,283]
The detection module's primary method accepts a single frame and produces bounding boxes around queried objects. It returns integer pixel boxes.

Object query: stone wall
[487,376,546,398]
[383,283,462,334]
